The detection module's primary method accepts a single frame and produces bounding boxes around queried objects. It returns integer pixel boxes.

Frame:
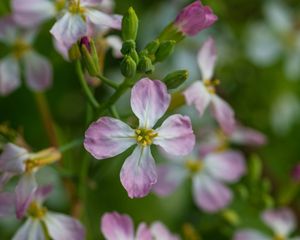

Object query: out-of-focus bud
[145,39,160,54]
[262,194,274,208]
[121,40,136,55]
[79,37,100,77]
[137,55,154,74]
[291,163,300,182]
[68,43,81,61]
[121,56,136,78]
[182,223,201,240]
[248,154,262,183]
[155,40,176,62]
[163,70,189,89]
[222,209,240,226]
[122,7,139,41]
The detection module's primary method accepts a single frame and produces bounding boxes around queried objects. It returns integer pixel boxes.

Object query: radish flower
[183,37,236,134]
[84,78,195,198]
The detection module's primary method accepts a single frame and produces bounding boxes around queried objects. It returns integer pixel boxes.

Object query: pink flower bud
[174,1,218,36]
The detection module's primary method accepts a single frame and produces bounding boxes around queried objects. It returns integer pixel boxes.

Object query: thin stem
[34,93,58,147]
[59,138,83,153]
[110,105,120,119]
[76,60,100,109]
[96,74,119,89]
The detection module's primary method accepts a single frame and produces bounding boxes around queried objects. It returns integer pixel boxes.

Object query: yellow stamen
[68,0,85,14]
[185,160,203,174]
[13,40,31,59]
[27,201,47,219]
[273,235,286,240]
[135,128,158,147]
[203,79,220,94]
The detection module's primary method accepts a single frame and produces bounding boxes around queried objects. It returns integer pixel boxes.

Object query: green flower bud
[163,70,189,89]
[79,37,100,76]
[155,40,176,62]
[122,7,139,41]
[129,49,139,63]
[137,56,154,74]
[248,154,262,183]
[68,43,81,61]
[121,40,136,55]
[145,39,160,54]
[121,56,136,78]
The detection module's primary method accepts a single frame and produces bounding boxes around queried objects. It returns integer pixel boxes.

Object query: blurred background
[1,0,300,239]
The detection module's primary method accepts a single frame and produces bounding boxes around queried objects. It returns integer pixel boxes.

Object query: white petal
[12,219,45,240]
[198,37,217,80]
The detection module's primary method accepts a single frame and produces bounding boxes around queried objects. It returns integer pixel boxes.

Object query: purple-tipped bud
[174,1,218,36]
[292,163,300,182]
[80,36,91,52]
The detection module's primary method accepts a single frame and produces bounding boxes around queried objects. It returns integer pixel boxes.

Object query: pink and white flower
[174,1,218,36]
[8,185,86,240]
[101,211,179,240]
[153,147,246,213]
[183,37,236,134]
[50,0,121,49]
[0,16,52,96]
[234,208,300,240]
[84,78,195,198]
[0,143,60,219]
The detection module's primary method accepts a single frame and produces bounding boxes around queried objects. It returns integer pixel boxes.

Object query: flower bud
[121,56,136,78]
[122,7,139,41]
[129,49,139,63]
[163,70,189,89]
[137,55,154,74]
[80,37,100,77]
[248,154,262,183]
[145,39,160,54]
[68,43,81,61]
[121,40,136,55]
[155,40,176,62]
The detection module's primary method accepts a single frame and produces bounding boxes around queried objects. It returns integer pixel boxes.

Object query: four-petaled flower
[0,16,52,96]
[153,146,245,212]
[84,78,195,198]
[101,211,179,240]
[183,37,236,134]
[234,208,300,240]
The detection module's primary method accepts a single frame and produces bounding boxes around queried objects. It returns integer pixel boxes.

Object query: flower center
[273,235,286,240]
[55,0,66,11]
[203,79,220,94]
[27,201,47,219]
[185,160,203,174]
[13,40,31,59]
[68,0,85,14]
[135,128,158,147]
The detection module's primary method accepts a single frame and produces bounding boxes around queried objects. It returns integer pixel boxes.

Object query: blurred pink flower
[6,185,86,240]
[84,78,195,198]
[234,208,299,240]
[153,147,245,213]
[101,211,179,240]
[183,37,236,134]
[0,16,52,95]
[50,0,121,49]
[174,1,217,36]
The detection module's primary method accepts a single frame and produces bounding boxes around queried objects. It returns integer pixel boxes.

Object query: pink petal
[34,185,53,204]
[0,172,15,190]
[101,212,134,240]
[0,192,15,217]
[53,39,70,61]
[192,174,232,212]
[183,81,211,117]
[106,35,123,58]
[150,222,180,240]
[154,114,195,156]
[204,151,246,182]
[262,208,296,237]
[230,125,267,146]
[153,164,187,196]
[131,78,171,128]
[23,51,52,91]
[50,12,87,48]
[12,0,55,27]
[12,219,45,240]
[15,173,37,219]
[234,230,269,240]
[211,95,236,135]
[120,146,157,198]
[80,0,103,7]
[0,143,28,173]
[174,1,218,36]
[45,212,85,240]
[0,56,21,96]
[0,16,17,44]
[85,9,122,30]
[84,117,135,159]
[136,223,152,240]
[198,37,217,80]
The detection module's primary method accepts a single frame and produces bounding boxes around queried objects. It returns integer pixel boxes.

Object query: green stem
[76,60,100,109]
[96,74,119,89]
[110,105,120,119]
[34,93,58,147]
[59,138,83,153]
